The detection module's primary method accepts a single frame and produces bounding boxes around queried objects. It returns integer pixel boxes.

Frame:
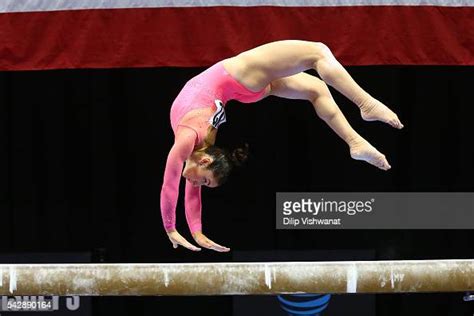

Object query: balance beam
[0,259,472,296]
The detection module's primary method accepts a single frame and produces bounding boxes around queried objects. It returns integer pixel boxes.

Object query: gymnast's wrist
[165,228,177,234]
[192,230,203,238]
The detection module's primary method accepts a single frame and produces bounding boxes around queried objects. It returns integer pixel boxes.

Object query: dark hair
[200,143,250,186]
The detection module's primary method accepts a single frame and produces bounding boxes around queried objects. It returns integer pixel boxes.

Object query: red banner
[0,5,472,70]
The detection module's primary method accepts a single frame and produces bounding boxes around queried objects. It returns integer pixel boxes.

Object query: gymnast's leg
[224,40,403,129]
[268,72,390,170]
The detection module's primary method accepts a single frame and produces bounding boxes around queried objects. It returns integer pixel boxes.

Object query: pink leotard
[161,59,267,234]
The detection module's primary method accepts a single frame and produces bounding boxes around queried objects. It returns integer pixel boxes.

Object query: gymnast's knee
[314,97,338,121]
[312,42,334,61]
[312,43,338,82]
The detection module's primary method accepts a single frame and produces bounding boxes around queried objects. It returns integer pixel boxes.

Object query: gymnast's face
[182,154,218,188]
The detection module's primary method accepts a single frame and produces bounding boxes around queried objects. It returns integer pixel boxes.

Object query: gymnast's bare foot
[348,136,391,170]
[359,97,404,129]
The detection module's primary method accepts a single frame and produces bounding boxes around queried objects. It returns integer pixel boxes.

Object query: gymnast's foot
[359,97,404,129]
[348,136,391,170]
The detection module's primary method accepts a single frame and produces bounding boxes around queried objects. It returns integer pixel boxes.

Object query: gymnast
[161,40,403,252]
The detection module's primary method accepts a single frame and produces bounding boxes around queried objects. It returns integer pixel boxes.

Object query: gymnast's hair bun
[231,143,249,167]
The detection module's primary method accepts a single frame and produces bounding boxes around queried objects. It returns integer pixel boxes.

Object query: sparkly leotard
[161,60,267,233]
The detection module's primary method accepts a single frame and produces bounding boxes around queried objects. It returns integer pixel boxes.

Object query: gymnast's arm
[184,181,203,234]
[185,180,231,252]
[160,128,201,251]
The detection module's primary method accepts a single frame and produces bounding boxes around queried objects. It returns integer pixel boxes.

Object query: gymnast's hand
[167,230,201,251]
[192,231,230,252]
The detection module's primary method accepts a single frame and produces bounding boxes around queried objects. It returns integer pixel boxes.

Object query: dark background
[0,66,472,315]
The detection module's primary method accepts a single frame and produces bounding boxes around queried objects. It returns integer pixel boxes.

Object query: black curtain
[0,66,472,315]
